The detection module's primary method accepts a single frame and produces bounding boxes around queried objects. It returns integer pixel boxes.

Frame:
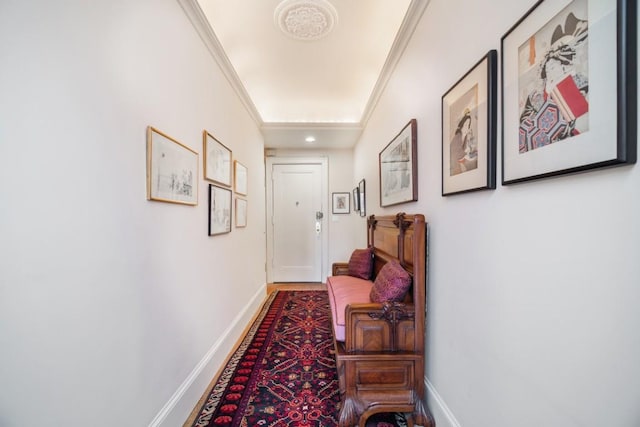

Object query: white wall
[0,1,266,426]
[355,0,640,426]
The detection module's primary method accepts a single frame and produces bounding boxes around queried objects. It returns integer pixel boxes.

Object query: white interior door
[268,161,326,282]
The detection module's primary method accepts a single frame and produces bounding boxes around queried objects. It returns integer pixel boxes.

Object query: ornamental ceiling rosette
[274,0,338,41]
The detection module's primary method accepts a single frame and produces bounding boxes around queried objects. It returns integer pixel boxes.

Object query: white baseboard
[425,377,462,427]
[148,284,267,427]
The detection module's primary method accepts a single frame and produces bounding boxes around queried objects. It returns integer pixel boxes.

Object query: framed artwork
[332,192,350,214]
[442,50,498,196]
[379,119,418,207]
[501,0,636,184]
[208,184,232,235]
[358,179,366,217]
[203,130,232,187]
[236,198,247,228]
[353,187,360,212]
[234,161,248,196]
[146,126,198,205]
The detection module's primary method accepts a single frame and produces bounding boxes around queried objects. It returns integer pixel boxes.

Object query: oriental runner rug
[189,290,408,427]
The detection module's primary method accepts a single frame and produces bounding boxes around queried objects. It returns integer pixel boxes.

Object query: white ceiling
[182,0,429,148]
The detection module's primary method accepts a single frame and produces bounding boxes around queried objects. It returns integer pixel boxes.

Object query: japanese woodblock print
[449,86,479,176]
[517,0,589,153]
[502,0,634,184]
[442,50,496,195]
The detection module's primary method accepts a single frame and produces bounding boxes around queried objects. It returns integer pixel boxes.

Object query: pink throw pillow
[370,261,412,302]
[347,248,373,280]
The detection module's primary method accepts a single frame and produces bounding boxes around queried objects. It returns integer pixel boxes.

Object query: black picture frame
[501,0,636,184]
[358,179,366,217]
[442,50,497,196]
[379,119,418,207]
[208,184,232,236]
[332,192,350,214]
[353,187,360,212]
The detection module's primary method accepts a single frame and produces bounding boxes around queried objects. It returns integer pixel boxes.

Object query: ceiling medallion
[274,0,338,41]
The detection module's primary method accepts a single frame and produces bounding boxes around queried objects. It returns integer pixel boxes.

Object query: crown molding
[360,0,431,127]
[177,0,264,126]
[178,0,429,147]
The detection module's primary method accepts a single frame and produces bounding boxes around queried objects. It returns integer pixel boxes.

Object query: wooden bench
[328,213,435,427]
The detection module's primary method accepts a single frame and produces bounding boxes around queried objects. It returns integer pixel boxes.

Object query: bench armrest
[332,262,350,276]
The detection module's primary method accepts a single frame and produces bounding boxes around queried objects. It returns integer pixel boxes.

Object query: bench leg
[338,393,365,427]
[412,390,435,427]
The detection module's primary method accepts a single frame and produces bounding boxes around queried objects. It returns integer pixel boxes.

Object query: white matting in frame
[146,126,198,205]
[442,50,497,196]
[501,0,636,184]
[234,161,248,196]
[379,119,418,207]
[236,198,247,228]
[203,130,232,187]
[208,184,232,235]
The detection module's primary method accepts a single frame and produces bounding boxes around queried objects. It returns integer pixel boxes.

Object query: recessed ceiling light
[305,136,316,143]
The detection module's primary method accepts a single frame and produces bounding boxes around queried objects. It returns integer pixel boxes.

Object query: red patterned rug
[189,290,409,427]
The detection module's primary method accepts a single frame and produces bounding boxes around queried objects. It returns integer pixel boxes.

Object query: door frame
[266,156,328,283]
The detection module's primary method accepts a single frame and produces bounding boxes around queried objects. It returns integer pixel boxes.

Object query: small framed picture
[332,192,350,214]
[208,184,232,235]
[236,198,247,228]
[379,119,418,207]
[146,126,198,205]
[203,130,232,187]
[358,179,366,217]
[234,161,248,196]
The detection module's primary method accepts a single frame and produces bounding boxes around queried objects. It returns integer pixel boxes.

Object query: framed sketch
[208,184,232,235]
[203,130,232,187]
[353,187,360,212]
[234,161,248,196]
[501,0,636,184]
[146,126,198,205]
[332,192,350,214]
[379,119,418,207]
[358,179,366,217]
[235,198,247,228]
[442,50,498,196]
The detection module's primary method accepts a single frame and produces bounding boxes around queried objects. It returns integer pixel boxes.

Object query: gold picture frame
[236,198,247,228]
[203,130,232,187]
[146,126,198,205]
[234,161,248,196]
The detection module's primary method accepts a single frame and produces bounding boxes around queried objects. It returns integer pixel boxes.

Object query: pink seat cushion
[326,275,373,342]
